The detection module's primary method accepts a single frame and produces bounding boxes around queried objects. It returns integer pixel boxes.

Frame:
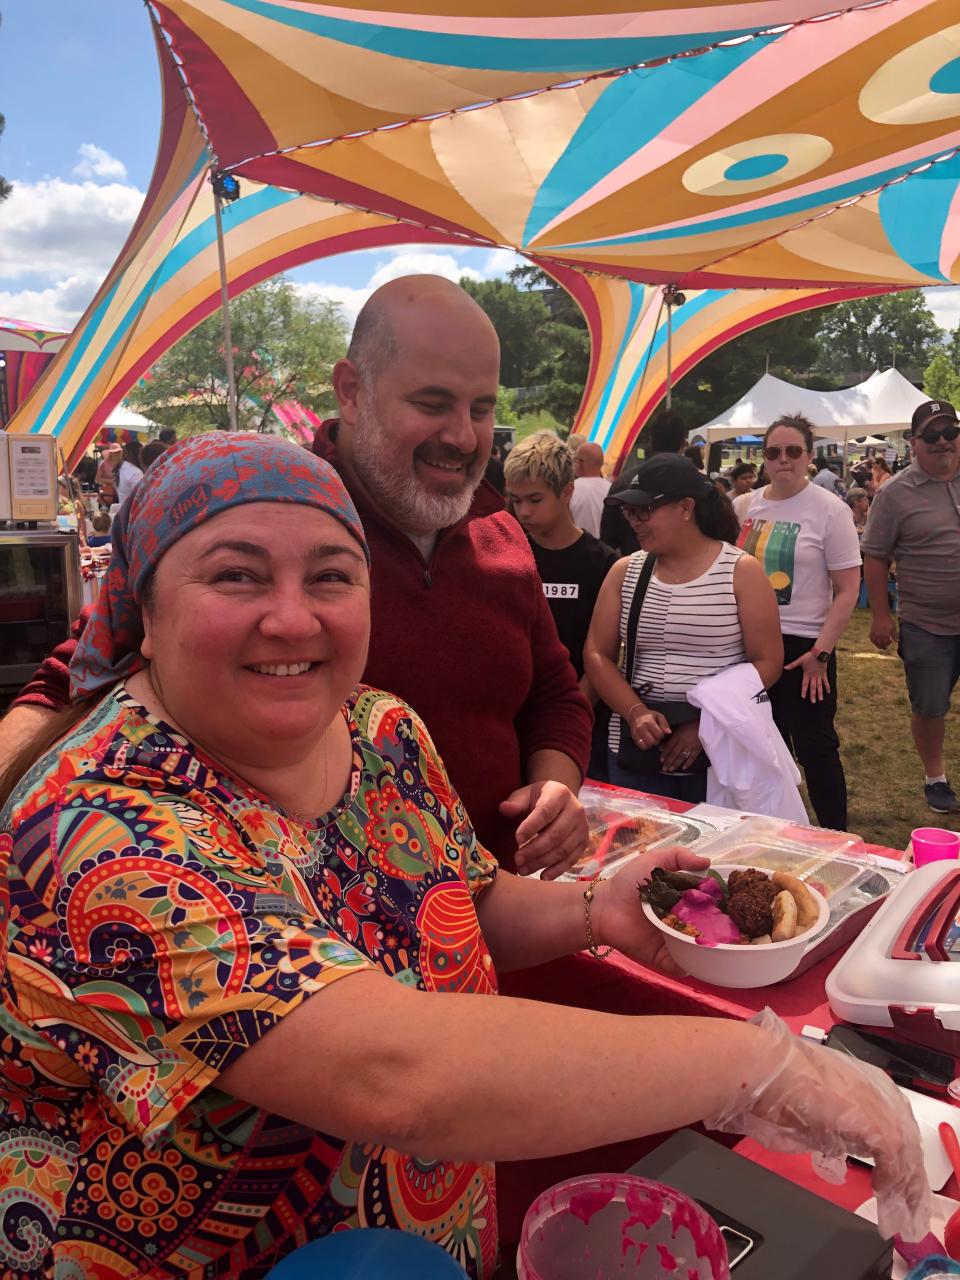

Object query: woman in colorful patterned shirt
[0,434,929,1278]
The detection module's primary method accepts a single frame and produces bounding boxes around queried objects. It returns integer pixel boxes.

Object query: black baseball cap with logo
[605,453,714,509]
[911,399,959,435]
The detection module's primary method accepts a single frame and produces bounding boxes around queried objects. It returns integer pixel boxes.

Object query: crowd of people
[65,426,178,546]
[0,276,944,1277]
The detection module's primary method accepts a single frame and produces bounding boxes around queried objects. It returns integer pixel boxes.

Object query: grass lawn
[832,608,960,851]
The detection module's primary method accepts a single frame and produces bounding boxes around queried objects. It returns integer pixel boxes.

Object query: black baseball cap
[605,453,713,509]
[911,400,959,435]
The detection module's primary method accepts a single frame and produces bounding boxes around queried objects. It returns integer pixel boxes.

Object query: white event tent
[103,403,157,433]
[690,368,927,445]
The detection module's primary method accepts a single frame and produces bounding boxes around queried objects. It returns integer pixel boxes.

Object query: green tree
[504,265,590,428]
[670,310,824,430]
[494,385,520,426]
[459,278,551,387]
[0,115,12,205]
[130,278,348,434]
[923,350,960,404]
[812,291,942,378]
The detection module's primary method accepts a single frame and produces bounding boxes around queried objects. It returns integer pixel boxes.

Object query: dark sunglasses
[917,424,960,445]
[763,444,806,461]
[622,495,678,520]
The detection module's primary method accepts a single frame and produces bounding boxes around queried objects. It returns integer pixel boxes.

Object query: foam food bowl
[641,864,829,988]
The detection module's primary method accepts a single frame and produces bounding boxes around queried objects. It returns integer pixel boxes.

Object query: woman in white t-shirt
[735,414,861,830]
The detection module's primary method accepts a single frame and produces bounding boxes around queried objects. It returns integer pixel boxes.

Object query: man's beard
[350,399,486,535]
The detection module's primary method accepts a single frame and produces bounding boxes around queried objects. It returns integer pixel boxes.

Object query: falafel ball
[727,884,775,938]
[727,868,776,899]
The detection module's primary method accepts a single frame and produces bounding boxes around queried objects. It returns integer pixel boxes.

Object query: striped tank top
[608,542,746,752]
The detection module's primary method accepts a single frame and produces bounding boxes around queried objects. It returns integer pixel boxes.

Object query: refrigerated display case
[0,528,81,695]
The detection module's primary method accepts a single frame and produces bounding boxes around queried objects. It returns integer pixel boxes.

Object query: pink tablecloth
[495,790,952,1247]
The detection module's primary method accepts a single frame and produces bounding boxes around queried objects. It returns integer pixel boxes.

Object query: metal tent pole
[213,191,240,432]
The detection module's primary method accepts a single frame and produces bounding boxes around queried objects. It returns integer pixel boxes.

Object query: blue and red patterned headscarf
[70,432,369,698]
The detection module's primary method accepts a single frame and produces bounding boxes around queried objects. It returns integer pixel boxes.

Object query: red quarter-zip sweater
[14,424,591,867]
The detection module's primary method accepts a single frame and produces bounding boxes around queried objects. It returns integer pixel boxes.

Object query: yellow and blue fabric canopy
[7,1,960,467]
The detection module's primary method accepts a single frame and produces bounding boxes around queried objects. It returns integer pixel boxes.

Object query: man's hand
[870,613,897,651]
[784,649,830,702]
[592,845,710,972]
[659,719,702,773]
[500,781,588,880]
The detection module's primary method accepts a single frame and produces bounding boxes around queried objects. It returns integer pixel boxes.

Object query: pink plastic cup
[517,1173,730,1280]
[911,827,960,868]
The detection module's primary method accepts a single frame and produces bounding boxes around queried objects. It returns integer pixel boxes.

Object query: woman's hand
[592,844,710,971]
[628,707,670,749]
[784,648,830,702]
[706,1008,932,1243]
[659,719,702,773]
[502,781,588,880]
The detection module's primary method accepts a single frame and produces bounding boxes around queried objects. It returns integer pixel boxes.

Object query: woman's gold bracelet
[584,874,613,960]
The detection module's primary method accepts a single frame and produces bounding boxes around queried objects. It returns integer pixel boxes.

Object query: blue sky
[0,0,518,333]
[1,2,958,338]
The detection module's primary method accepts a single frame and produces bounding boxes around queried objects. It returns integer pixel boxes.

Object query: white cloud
[293,281,372,327]
[924,287,960,334]
[0,273,102,329]
[0,176,143,284]
[73,143,128,182]
[483,247,524,277]
[367,251,484,290]
[292,251,490,328]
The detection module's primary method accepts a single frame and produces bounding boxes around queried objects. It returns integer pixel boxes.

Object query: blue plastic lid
[264,1228,467,1279]
[904,1257,960,1279]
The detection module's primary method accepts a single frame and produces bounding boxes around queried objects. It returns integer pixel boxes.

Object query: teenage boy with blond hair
[505,432,618,778]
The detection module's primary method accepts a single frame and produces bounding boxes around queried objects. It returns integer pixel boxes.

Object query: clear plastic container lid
[692,817,869,900]
[557,808,710,882]
[827,862,960,1030]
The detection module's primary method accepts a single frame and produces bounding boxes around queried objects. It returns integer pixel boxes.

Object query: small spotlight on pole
[211,171,241,203]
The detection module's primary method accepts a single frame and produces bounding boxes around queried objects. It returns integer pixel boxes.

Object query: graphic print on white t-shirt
[738,517,801,605]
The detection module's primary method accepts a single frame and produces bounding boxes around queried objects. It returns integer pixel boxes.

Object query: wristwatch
[814,650,831,664]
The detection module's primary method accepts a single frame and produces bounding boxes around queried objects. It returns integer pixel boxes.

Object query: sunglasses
[917,424,960,445]
[763,444,806,461]
[622,495,678,520]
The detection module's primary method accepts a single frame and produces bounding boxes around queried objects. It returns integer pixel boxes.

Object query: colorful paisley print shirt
[0,685,499,1279]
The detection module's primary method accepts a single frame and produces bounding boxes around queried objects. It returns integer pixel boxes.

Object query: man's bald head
[348,275,499,387]
[574,442,605,477]
[333,275,501,537]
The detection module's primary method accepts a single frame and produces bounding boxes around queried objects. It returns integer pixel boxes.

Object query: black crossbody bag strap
[622,552,656,696]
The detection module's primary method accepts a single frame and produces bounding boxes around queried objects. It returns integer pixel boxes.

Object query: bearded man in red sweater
[2,276,592,875]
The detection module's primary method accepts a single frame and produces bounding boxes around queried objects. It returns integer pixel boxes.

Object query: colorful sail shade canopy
[0,319,68,422]
[5,46,445,467]
[152,0,960,287]
[8,1,960,466]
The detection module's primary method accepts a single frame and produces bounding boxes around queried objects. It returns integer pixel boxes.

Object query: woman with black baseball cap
[584,454,783,802]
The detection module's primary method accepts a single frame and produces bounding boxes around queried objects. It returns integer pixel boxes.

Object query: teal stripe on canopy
[597,289,731,452]
[878,154,960,284]
[220,0,752,74]
[523,38,774,245]
[546,151,956,252]
[29,185,298,434]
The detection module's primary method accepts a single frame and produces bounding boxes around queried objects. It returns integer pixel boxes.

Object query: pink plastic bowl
[518,1173,730,1279]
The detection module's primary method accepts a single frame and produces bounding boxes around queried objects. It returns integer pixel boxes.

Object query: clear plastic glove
[704,1008,932,1242]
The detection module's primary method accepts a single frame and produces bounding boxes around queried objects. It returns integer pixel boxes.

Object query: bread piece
[771,890,798,942]
[773,871,819,933]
